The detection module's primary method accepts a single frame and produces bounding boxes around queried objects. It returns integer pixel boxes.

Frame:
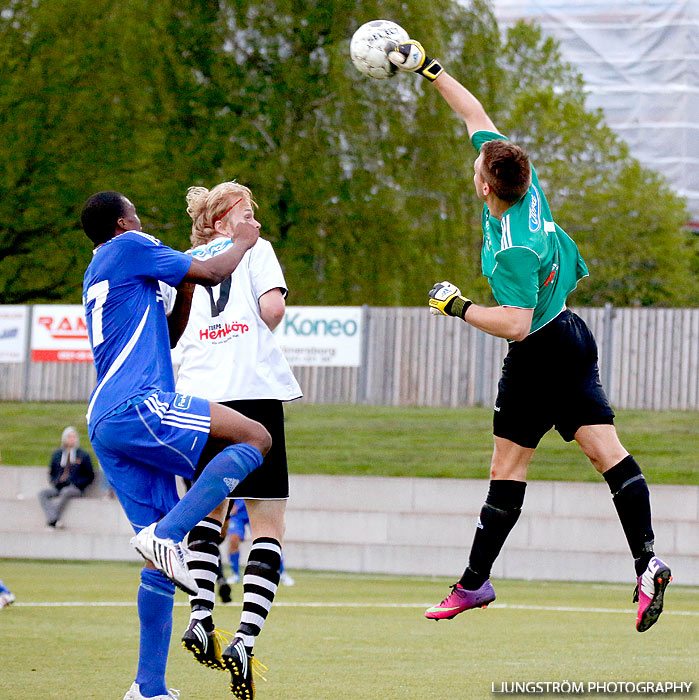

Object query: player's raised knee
[247,422,272,457]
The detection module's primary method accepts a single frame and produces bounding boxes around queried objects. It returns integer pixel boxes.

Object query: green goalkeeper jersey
[472,130,588,335]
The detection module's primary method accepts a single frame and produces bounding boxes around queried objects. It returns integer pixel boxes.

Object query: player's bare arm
[461,303,533,342]
[428,280,533,342]
[259,288,286,331]
[385,39,497,137]
[431,72,497,137]
[184,220,259,286]
[166,281,194,348]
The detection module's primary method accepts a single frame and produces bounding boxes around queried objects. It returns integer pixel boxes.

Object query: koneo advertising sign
[274,306,362,367]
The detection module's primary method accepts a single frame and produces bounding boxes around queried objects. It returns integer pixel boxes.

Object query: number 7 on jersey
[85,280,110,346]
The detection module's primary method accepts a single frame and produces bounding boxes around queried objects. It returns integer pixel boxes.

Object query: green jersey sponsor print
[471,131,588,336]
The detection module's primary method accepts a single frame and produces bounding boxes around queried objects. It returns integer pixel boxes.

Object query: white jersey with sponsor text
[165,237,302,402]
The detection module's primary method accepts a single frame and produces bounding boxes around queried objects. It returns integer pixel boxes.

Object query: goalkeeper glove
[386,39,444,82]
[428,281,472,318]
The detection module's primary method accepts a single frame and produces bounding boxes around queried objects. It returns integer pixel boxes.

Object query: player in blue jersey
[386,38,671,633]
[81,191,272,700]
[0,578,14,609]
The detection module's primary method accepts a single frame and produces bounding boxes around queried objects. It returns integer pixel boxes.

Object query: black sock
[459,480,526,590]
[603,455,655,576]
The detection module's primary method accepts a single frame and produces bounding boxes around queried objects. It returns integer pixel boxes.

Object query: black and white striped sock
[186,516,222,622]
[237,537,281,654]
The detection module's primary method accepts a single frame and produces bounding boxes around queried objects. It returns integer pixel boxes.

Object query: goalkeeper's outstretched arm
[432,72,497,138]
[387,40,497,137]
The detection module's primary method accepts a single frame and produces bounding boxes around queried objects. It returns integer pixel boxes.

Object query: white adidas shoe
[130,522,198,595]
[122,681,180,700]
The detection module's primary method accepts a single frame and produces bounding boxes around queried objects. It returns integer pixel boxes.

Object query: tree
[0,0,226,301]
[0,0,695,307]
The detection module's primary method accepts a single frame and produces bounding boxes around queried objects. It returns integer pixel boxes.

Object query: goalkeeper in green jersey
[386,38,671,632]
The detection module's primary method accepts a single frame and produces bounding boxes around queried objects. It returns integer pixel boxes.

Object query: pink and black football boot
[633,556,672,632]
[425,580,496,620]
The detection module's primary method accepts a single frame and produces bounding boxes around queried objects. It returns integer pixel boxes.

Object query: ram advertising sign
[274,306,362,367]
[0,306,28,363]
[30,304,92,362]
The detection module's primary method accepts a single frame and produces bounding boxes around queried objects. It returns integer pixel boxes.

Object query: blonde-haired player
[163,181,301,699]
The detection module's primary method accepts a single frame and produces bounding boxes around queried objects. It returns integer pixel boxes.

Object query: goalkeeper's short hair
[480,140,531,204]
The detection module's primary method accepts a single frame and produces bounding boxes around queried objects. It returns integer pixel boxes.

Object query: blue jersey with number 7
[82,231,191,437]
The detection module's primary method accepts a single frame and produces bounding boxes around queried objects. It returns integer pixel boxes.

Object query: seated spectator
[38,426,94,528]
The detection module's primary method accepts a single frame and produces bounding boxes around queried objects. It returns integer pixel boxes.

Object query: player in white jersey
[81,191,273,700]
[161,181,301,699]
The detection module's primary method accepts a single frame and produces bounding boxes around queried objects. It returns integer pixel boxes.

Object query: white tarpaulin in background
[492,0,699,225]
[0,306,28,363]
[273,306,362,367]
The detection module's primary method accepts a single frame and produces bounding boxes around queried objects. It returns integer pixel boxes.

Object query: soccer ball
[350,20,409,80]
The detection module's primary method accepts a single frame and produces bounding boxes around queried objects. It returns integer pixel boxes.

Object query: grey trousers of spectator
[38,485,82,526]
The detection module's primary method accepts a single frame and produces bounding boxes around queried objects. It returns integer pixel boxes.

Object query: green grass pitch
[1,560,697,699]
[1,402,697,484]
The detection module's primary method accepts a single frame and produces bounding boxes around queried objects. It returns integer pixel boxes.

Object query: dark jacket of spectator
[49,446,94,492]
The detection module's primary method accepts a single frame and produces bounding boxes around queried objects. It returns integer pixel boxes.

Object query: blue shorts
[91,390,211,531]
[227,499,249,540]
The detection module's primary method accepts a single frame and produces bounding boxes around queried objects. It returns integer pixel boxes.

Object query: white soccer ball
[350,20,409,80]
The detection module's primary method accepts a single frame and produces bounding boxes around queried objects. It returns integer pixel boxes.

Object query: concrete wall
[1,467,697,585]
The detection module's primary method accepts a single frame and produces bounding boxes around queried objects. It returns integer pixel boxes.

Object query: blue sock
[155,443,263,542]
[0,579,9,594]
[229,551,240,576]
[135,569,175,698]
[279,556,285,575]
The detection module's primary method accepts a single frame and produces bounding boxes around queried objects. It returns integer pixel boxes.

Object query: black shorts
[195,399,289,500]
[493,310,615,449]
